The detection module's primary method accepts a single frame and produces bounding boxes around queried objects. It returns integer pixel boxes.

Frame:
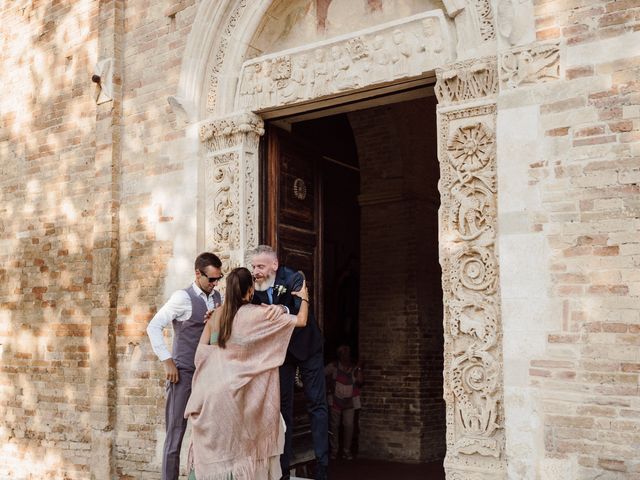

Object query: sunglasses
[199,270,224,283]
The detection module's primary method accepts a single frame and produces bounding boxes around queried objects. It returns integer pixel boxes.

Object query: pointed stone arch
[175,1,508,478]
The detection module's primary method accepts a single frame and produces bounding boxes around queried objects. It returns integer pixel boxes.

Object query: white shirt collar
[192,281,210,298]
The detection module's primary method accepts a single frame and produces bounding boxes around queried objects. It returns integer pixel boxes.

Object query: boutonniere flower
[274,284,287,296]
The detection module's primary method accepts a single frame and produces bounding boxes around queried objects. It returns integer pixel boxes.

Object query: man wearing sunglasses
[146,252,223,480]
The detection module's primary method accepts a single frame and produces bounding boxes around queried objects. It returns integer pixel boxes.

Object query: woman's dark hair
[218,267,253,348]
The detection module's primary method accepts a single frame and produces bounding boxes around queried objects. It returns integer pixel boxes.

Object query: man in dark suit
[250,245,329,480]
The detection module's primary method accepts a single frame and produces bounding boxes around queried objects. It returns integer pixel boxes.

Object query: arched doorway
[174,1,506,478]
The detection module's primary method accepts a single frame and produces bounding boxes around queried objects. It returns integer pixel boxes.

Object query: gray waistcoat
[171,286,219,371]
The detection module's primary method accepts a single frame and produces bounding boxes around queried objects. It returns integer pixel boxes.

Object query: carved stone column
[435,58,506,479]
[199,112,264,271]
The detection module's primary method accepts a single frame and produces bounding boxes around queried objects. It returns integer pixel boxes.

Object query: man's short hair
[194,252,222,271]
[248,245,277,259]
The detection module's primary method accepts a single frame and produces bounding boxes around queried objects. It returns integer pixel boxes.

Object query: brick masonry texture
[0,0,639,478]
[528,0,640,477]
[349,97,445,462]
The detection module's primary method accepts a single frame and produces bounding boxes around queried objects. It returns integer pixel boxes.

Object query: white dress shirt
[146,282,221,362]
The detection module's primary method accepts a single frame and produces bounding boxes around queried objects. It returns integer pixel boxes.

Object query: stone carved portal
[197,4,505,479]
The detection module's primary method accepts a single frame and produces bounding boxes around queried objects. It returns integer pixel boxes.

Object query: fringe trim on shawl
[192,455,274,480]
[189,430,282,480]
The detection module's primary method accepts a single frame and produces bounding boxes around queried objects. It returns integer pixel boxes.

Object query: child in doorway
[325,344,363,460]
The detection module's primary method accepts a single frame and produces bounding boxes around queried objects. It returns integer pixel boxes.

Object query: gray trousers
[162,369,193,480]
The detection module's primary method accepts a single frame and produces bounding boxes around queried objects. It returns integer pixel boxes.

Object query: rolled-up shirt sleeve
[146,290,191,362]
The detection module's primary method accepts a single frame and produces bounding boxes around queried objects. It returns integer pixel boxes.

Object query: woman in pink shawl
[184,267,309,480]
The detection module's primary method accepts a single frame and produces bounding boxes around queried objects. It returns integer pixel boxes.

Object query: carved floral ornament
[236,11,453,111]
[199,112,265,151]
[438,102,504,471]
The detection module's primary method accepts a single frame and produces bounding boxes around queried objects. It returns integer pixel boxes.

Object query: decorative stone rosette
[437,97,505,477]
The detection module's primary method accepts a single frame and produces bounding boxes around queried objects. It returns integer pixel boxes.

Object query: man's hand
[263,303,287,321]
[163,358,179,384]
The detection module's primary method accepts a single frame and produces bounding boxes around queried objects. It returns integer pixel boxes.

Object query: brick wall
[349,96,445,462]
[0,1,99,477]
[2,0,639,477]
[526,0,640,477]
[0,0,201,477]
[115,0,198,477]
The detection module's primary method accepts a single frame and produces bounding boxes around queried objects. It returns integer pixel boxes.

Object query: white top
[146,282,221,362]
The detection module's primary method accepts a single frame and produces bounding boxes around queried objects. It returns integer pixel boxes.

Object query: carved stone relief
[235,10,454,111]
[200,112,265,152]
[437,58,505,477]
[496,0,534,47]
[207,152,240,252]
[207,0,248,112]
[94,58,114,104]
[499,42,560,89]
[443,0,496,58]
[201,112,263,266]
[435,58,498,105]
[244,150,258,249]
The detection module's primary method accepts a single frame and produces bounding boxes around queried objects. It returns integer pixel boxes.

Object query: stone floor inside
[292,458,445,480]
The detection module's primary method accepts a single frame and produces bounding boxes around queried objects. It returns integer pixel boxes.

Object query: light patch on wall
[65,233,81,254]
[64,384,76,402]
[16,328,34,353]
[61,199,78,222]
[26,179,40,194]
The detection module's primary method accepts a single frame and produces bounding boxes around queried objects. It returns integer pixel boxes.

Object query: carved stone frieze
[244,150,258,250]
[474,0,496,42]
[200,112,265,151]
[435,58,498,105]
[438,102,505,477]
[207,152,240,251]
[499,42,560,89]
[207,0,248,112]
[236,10,454,111]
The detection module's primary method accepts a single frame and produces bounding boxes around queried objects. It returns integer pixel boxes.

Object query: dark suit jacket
[252,266,323,361]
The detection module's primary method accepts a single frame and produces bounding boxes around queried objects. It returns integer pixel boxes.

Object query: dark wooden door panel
[265,124,324,471]
[266,125,323,321]
[279,227,316,293]
[280,150,315,228]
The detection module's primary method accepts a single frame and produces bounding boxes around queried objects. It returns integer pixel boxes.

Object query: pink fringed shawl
[184,304,296,480]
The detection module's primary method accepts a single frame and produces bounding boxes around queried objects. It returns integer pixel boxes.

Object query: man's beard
[253,273,275,292]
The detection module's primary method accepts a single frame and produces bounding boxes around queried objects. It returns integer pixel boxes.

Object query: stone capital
[199,111,265,151]
[435,57,498,105]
